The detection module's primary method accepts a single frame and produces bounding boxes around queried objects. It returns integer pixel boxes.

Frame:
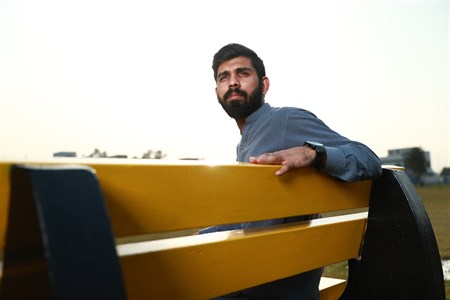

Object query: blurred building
[53,151,77,158]
[380,148,441,184]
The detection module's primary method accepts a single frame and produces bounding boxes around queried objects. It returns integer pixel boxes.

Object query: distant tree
[142,150,153,159]
[440,168,450,184]
[89,148,107,158]
[142,149,166,159]
[154,150,166,159]
[440,168,450,177]
[403,147,427,184]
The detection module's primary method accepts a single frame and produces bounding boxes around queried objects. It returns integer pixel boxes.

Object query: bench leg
[0,165,126,300]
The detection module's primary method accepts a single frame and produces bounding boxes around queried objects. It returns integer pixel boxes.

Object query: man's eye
[240,72,249,76]
[218,75,228,81]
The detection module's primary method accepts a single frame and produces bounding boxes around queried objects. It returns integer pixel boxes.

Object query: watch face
[305,141,326,169]
[306,141,324,148]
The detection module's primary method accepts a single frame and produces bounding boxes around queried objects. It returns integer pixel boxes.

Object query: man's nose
[229,74,240,88]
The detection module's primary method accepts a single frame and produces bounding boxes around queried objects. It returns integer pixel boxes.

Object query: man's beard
[218,84,264,120]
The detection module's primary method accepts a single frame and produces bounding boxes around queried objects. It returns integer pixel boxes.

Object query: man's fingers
[250,147,313,175]
[250,153,281,164]
[275,165,290,176]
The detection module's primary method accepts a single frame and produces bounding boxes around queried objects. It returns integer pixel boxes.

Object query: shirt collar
[246,102,271,124]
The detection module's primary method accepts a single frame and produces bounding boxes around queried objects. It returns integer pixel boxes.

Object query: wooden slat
[0,163,10,251]
[117,213,367,300]
[96,163,371,236]
[0,161,371,246]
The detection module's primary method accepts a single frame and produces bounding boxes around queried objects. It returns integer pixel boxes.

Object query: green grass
[417,185,450,258]
[418,185,450,299]
[323,184,450,298]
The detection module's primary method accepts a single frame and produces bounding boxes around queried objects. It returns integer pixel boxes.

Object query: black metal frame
[341,168,445,300]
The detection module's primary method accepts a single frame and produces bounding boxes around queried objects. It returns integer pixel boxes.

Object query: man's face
[215,56,265,120]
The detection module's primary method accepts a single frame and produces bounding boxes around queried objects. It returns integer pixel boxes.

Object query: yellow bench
[0,161,445,299]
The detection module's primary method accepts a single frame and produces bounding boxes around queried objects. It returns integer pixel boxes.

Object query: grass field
[323,184,450,298]
[417,185,450,259]
[418,185,450,299]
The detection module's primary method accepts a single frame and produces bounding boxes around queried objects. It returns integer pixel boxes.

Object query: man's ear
[215,87,219,98]
[262,76,270,95]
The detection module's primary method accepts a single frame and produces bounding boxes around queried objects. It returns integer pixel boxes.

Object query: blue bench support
[0,165,126,300]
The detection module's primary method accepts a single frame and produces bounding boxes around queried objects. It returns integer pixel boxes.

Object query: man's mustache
[224,87,247,101]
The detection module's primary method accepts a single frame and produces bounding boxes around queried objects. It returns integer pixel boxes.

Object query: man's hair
[212,43,266,82]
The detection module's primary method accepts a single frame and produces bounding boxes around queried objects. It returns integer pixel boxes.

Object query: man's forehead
[218,56,254,72]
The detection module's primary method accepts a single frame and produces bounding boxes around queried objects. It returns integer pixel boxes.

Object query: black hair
[212,43,266,82]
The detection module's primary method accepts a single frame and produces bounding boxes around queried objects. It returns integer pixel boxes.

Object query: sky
[0,0,449,173]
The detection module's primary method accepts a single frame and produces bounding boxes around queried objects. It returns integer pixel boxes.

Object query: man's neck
[234,101,266,134]
[235,118,245,134]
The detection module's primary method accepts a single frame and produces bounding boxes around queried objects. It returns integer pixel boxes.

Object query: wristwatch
[304,141,327,169]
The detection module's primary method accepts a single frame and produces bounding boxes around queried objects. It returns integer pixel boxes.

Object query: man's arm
[250,143,382,182]
[247,108,382,181]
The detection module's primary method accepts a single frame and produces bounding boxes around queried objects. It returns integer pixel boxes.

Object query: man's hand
[249,146,317,176]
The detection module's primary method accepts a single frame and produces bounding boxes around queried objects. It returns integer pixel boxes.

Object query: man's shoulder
[267,104,317,118]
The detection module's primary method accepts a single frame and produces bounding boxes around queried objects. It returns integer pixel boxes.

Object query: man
[203,43,382,299]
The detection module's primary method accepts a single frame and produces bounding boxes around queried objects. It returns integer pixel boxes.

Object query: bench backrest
[0,161,445,299]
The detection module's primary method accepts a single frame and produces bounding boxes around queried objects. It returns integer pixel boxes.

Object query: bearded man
[201,43,382,300]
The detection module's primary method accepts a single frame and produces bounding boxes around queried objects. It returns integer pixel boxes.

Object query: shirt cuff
[322,146,345,174]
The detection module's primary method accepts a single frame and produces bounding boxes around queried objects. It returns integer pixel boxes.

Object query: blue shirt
[237,103,382,182]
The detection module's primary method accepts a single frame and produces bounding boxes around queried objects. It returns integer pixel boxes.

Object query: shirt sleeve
[284,109,382,182]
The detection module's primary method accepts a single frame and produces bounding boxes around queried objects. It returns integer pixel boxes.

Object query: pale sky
[1,0,449,172]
